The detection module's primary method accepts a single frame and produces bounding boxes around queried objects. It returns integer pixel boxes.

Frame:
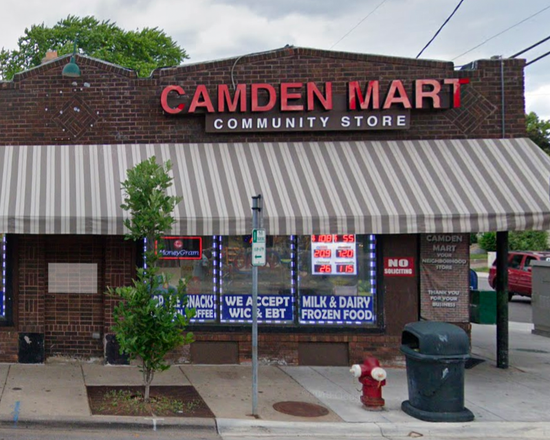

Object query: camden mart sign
[160,78,469,133]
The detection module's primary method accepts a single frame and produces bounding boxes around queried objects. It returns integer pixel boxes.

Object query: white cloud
[526,84,550,120]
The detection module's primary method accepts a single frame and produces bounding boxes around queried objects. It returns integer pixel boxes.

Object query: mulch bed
[87,385,214,418]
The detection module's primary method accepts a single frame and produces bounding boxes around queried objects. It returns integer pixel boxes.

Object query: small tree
[108,157,194,402]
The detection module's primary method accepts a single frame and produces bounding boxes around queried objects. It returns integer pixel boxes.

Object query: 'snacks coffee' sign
[160,79,469,133]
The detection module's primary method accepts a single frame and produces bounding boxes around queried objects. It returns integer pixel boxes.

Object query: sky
[1,0,550,119]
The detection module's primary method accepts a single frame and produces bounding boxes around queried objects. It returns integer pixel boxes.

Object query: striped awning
[1,138,550,235]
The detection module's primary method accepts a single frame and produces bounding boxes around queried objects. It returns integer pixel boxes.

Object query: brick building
[1,47,549,365]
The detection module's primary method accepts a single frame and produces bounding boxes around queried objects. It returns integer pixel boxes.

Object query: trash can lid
[402,321,470,356]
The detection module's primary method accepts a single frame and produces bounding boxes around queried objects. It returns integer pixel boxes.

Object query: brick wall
[0,235,135,361]
[44,236,105,358]
[165,332,403,366]
[0,48,525,147]
[0,331,18,362]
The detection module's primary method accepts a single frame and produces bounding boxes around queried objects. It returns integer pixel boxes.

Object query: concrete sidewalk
[0,322,549,439]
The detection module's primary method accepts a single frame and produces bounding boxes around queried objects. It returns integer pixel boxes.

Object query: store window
[156,236,217,323]
[220,235,293,324]
[154,234,378,327]
[297,234,377,326]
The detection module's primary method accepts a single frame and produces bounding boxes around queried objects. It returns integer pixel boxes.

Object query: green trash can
[469,289,496,324]
[401,322,474,422]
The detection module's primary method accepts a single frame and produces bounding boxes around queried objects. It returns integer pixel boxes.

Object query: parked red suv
[488,251,550,300]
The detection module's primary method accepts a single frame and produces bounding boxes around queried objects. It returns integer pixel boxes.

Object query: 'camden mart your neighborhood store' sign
[160,78,469,133]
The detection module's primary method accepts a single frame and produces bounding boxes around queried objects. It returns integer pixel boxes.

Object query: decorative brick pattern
[52,95,97,140]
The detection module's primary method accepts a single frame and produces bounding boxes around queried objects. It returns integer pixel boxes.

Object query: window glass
[220,235,293,324]
[157,236,217,323]
[509,255,523,269]
[297,234,376,326]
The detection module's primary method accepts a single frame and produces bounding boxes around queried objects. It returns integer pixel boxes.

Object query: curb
[2,415,550,438]
[0,414,217,432]
[217,419,550,438]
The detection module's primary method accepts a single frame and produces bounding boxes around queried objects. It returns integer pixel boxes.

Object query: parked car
[488,251,550,300]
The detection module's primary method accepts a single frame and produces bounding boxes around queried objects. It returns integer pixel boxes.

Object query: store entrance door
[45,236,105,359]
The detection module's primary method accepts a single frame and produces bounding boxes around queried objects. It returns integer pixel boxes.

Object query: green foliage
[120,157,182,240]
[509,230,548,251]
[478,231,548,252]
[0,15,188,80]
[526,112,550,153]
[108,157,193,402]
[470,233,478,245]
[478,232,497,252]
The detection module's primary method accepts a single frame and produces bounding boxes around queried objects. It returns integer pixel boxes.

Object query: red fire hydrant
[350,357,387,410]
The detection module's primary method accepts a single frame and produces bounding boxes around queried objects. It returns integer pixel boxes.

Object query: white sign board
[252,228,266,267]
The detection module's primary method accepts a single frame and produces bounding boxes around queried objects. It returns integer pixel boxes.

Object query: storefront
[1,47,550,365]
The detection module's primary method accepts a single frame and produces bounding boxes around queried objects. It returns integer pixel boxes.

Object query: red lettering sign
[415,79,442,109]
[348,81,380,110]
[281,82,304,111]
[307,82,333,111]
[218,84,247,112]
[160,78,468,122]
[251,84,277,112]
[161,85,185,114]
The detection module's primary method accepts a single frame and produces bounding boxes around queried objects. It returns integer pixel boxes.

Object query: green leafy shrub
[478,231,548,252]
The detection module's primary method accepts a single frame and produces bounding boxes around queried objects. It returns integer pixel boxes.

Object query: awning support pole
[496,231,509,369]
[251,194,262,416]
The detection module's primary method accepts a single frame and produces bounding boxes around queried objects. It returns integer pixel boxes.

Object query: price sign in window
[311,234,357,276]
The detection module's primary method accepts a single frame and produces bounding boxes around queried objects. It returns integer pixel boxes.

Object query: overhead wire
[330,0,388,50]
[510,34,550,58]
[416,0,465,59]
[526,50,550,66]
[452,5,550,61]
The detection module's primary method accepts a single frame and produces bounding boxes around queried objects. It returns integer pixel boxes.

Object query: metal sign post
[251,194,264,417]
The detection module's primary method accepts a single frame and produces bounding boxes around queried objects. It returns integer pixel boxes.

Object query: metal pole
[251,194,262,416]
[496,231,509,369]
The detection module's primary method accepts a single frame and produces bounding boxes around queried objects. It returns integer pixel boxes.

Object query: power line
[510,34,550,58]
[452,5,550,61]
[526,49,550,66]
[416,0,465,59]
[330,0,388,50]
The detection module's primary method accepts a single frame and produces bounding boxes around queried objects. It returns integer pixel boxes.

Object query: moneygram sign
[160,79,469,133]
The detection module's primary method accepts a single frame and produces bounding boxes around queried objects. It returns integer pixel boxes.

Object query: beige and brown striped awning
[1,138,550,235]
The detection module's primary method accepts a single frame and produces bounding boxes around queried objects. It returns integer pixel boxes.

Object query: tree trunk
[143,365,155,402]
[143,363,150,402]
